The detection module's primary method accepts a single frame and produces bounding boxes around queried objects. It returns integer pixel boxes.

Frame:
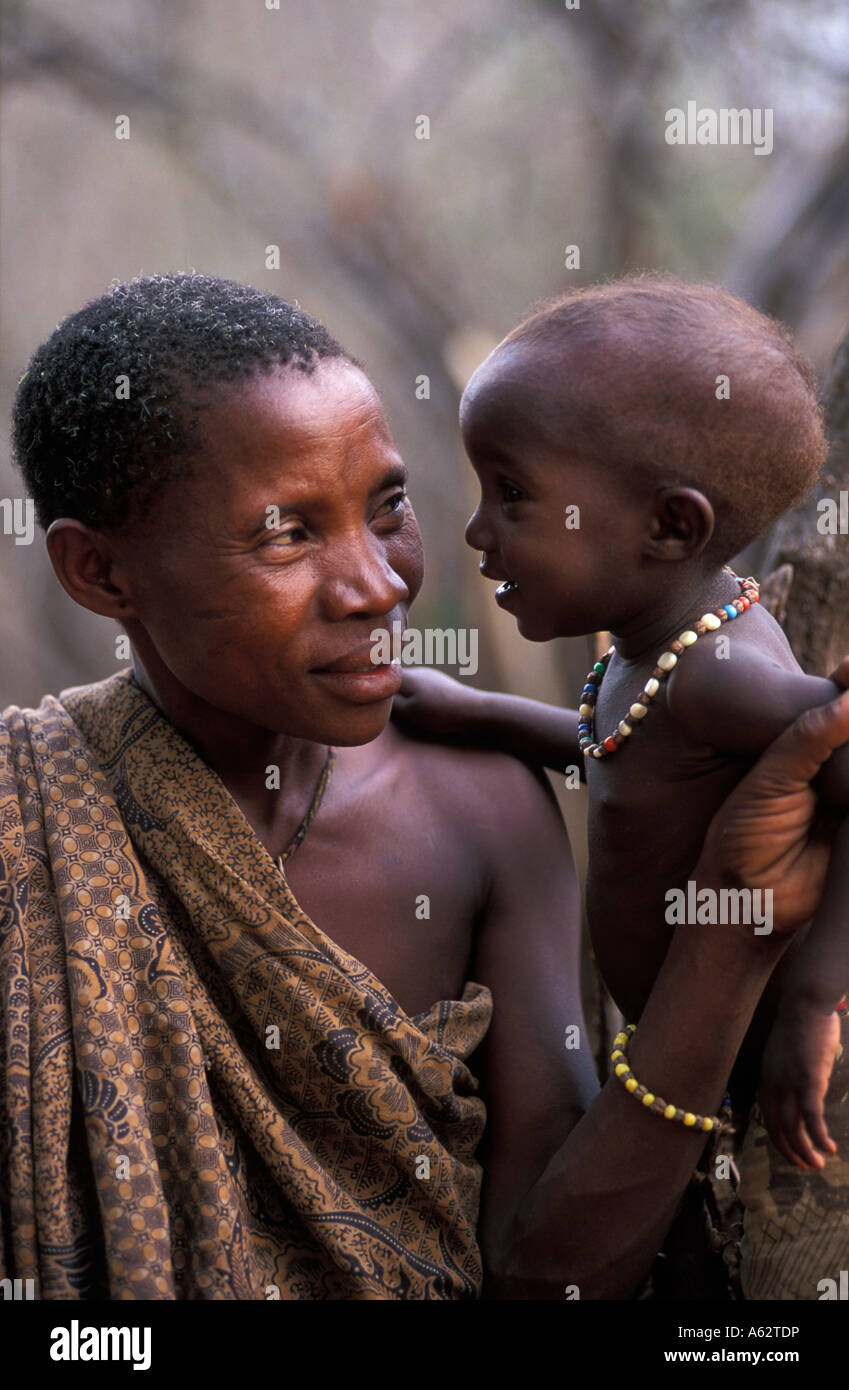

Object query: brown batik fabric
[738,1010,849,1299]
[0,670,492,1300]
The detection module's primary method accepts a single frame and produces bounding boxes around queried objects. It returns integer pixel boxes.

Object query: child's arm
[392,668,584,774]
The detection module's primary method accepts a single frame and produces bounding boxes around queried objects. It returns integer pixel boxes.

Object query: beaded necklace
[577,571,760,760]
[276,746,336,873]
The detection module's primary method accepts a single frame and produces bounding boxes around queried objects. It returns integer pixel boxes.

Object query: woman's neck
[130,646,330,833]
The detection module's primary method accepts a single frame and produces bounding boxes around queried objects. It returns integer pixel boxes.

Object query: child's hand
[391,668,490,740]
[758,1006,841,1170]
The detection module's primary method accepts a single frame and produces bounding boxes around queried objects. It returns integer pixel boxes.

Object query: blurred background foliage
[3,0,849,923]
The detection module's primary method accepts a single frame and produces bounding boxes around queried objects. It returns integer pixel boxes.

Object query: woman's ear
[45,519,133,618]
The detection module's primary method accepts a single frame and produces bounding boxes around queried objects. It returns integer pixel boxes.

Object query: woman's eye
[375,490,407,519]
[268,524,307,546]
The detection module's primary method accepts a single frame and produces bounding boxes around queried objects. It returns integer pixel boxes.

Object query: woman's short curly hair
[12,272,353,533]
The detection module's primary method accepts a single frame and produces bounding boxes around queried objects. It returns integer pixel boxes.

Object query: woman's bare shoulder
[387,719,565,837]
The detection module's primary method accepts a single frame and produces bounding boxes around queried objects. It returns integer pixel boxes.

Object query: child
[394,274,849,1175]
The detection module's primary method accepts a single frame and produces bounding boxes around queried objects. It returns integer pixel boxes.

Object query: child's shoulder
[674,597,800,679]
[666,600,821,755]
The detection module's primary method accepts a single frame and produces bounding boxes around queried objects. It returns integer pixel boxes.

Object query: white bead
[657,652,677,672]
[593,747,604,757]
[629,703,648,720]
[579,703,593,718]
[618,720,632,736]
[679,630,698,646]
[701,613,721,630]
[644,677,660,697]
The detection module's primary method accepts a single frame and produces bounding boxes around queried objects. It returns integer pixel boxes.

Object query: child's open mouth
[494,579,520,609]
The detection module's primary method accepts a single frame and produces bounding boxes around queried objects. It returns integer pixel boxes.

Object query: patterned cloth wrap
[0,670,493,1300]
[739,1009,849,1300]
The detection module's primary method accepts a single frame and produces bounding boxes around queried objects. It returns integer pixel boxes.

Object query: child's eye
[499,480,525,505]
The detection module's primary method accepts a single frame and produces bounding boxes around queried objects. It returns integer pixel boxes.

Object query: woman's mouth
[495,580,518,598]
[312,648,403,704]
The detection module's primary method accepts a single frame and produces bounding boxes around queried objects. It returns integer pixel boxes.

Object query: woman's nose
[323,537,409,618]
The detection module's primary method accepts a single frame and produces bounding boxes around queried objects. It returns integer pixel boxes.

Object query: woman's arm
[476,670,849,1299]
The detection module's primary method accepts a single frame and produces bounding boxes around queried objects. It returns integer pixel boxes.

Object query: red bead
[739,597,749,610]
[603,736,618,752]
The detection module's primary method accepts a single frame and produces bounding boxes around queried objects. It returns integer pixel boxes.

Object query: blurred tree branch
[4,0,466,492]
[760,323,849,674]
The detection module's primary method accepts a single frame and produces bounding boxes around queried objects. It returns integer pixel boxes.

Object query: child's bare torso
[585,574,802,1024]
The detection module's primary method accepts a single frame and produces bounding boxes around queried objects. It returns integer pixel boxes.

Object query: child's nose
[464,505,491,552]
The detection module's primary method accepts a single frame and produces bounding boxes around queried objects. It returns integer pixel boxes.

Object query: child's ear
[644,486,714,560]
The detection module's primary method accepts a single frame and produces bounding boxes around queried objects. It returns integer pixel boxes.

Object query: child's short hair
[503,273,828,563]
[12,272,353,533]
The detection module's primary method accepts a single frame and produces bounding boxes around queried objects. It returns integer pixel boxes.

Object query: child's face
[460,340,648,642]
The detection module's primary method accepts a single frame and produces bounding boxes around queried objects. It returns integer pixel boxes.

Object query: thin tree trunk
[758,326,849,673]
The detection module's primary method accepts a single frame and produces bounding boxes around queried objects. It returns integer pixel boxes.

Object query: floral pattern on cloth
[0,670,493,1300]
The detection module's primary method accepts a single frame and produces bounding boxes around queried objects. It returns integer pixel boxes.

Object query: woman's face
[114,360,424,746]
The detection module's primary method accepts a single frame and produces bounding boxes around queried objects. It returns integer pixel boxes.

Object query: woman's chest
[282,804,484,1017]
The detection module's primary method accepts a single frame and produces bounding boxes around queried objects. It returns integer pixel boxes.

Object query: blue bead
[724,604,738,619]
[582,684,596,695]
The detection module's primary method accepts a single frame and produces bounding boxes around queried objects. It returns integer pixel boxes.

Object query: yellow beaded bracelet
[610,1025,732,1136]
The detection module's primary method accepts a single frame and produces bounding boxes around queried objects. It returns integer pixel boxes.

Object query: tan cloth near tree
[0,670,492,1300]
